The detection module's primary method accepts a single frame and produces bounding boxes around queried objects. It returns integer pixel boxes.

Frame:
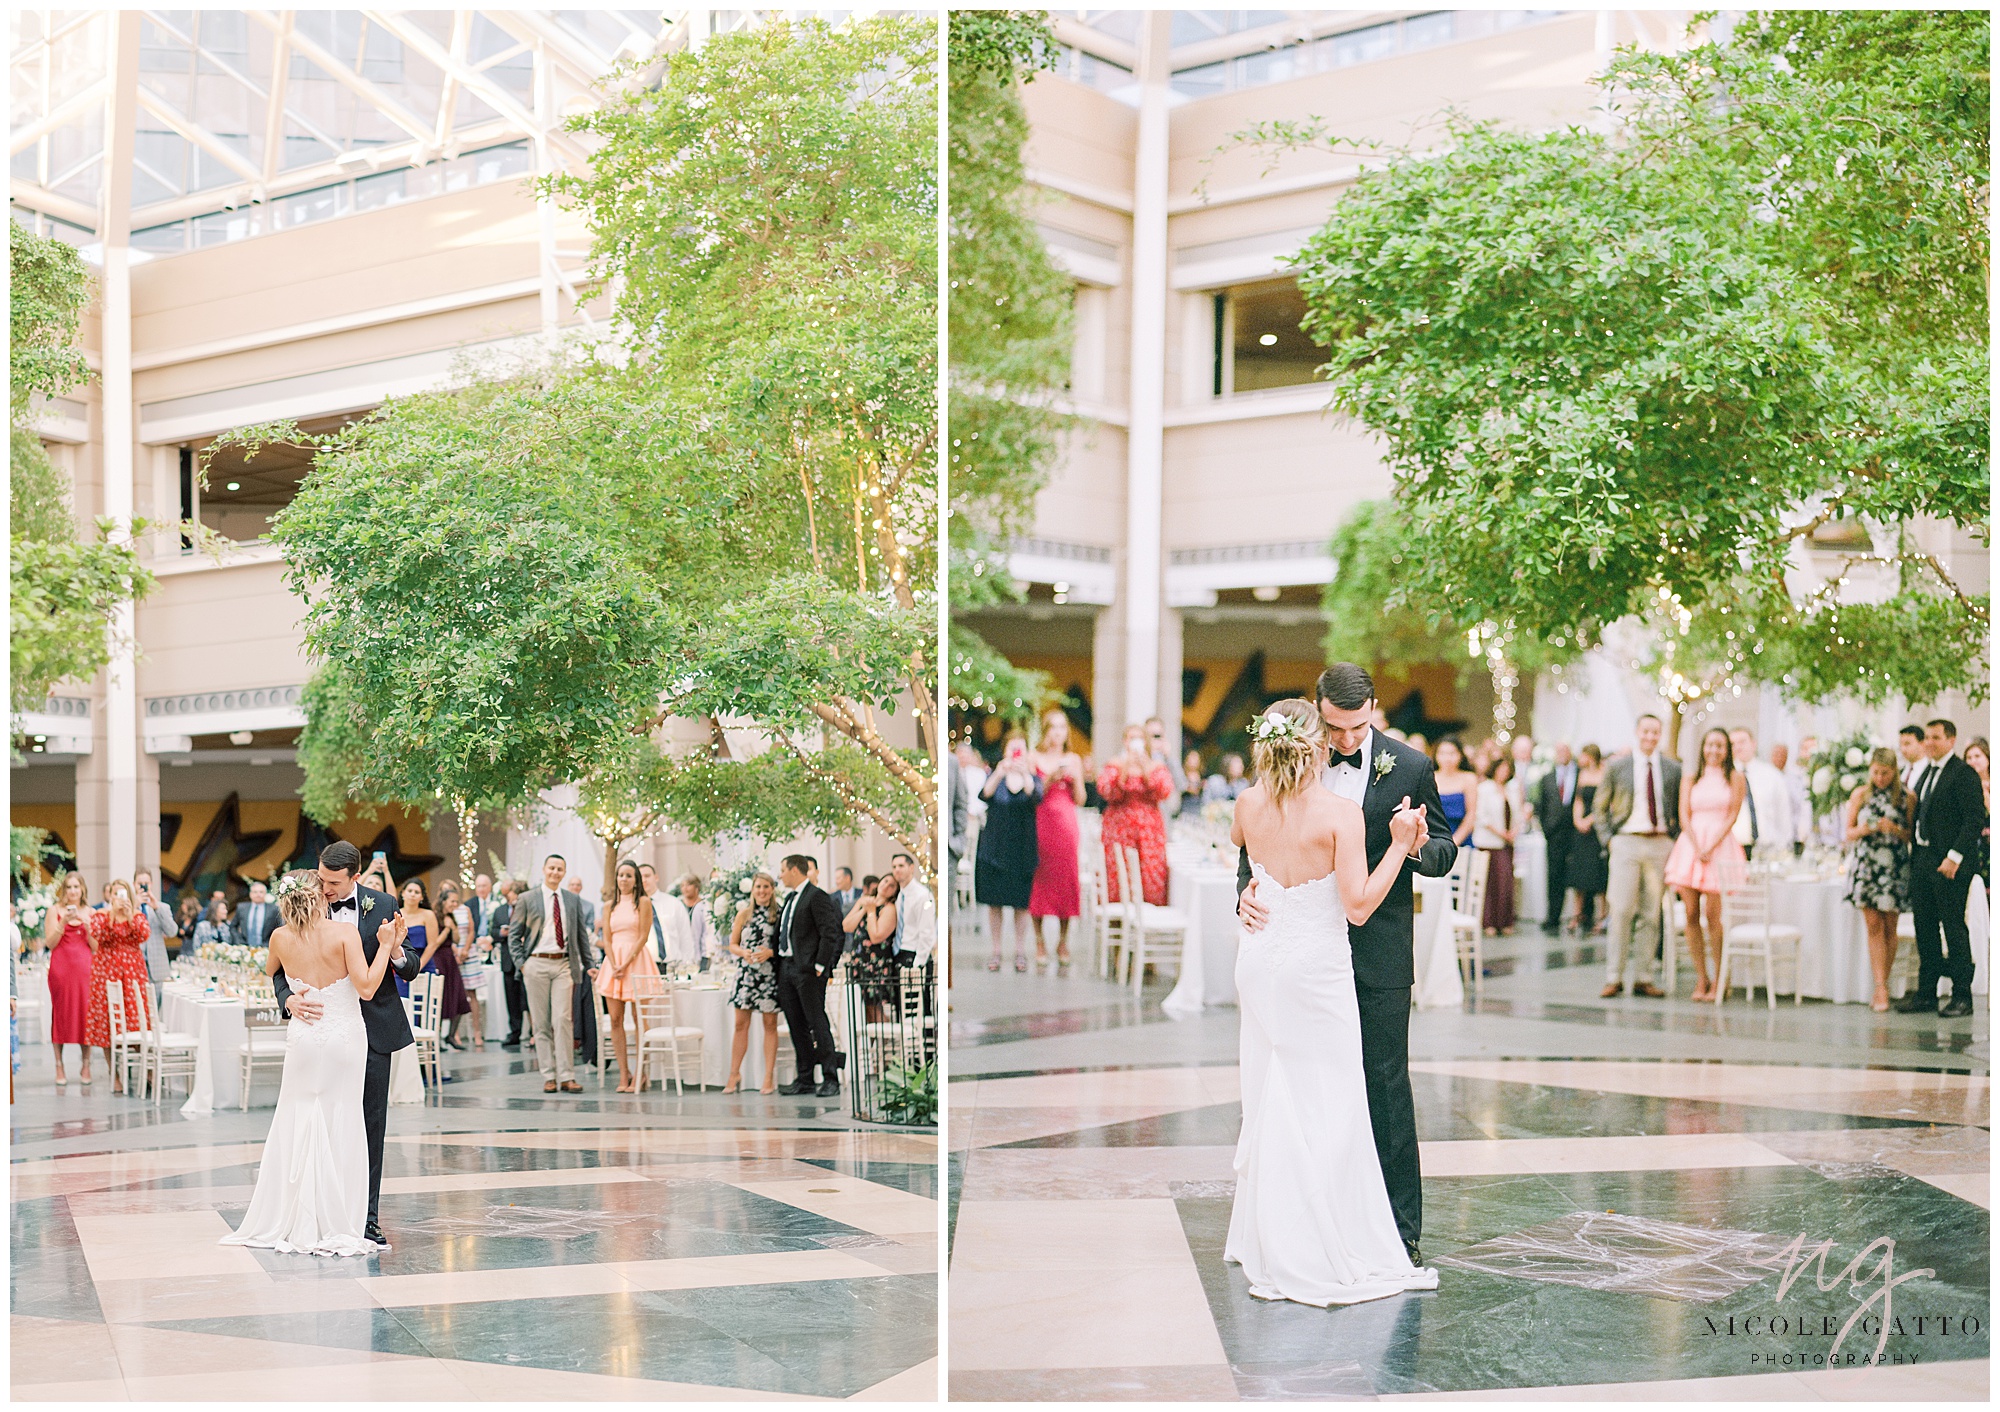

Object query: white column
[1122,11,1172,726]
[535,44,559,339]
[102,14,142,884]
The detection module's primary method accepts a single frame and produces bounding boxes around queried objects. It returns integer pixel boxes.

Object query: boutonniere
[1373,752,1397,783]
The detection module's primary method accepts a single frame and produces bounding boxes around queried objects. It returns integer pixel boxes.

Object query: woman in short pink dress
[1665,728,1748,1000]
[594,859,661,1093]
[1028,708,1085,973]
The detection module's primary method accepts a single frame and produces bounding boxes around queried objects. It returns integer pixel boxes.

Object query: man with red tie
[1593,715,1683,998]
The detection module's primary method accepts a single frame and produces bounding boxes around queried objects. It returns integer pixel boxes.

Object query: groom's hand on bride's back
[1237,880,1269,934]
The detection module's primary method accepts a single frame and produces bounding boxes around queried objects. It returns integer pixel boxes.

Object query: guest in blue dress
[1433,737,1478,849]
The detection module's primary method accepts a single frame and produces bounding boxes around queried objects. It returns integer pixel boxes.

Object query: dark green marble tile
[995,1102,1246,1149]
[799,1157,939,1200]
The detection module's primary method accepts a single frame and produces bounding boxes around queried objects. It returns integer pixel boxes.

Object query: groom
[1237,663,1457,1265]
[273,840,421,1249]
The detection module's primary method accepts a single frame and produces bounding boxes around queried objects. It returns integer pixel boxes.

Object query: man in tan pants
[507,853,588,1093]
[1593,715,1683,998]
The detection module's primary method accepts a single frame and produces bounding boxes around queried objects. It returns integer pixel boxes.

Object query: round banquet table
[159,983,249,1116]
[16,962,49,1044]
[1412,875,1466,1010]
[1750,873,1989,1003]
[677,976,855,1089]
[1162,856,1244,1016]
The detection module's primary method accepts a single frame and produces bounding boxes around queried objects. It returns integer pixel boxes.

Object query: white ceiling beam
[367,10,575,158]
[133,87,265,187]
[9,77,111,156]
[247,9,435,146]
[261,10,294,186]
[8,179,101,228]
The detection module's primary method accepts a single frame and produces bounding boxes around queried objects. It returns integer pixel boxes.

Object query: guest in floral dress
[1099,723,1174,906]
[83,880,152,1095]
[725,873,782,1094]
[848,876,904,1020]
[1844,748,1915,1012]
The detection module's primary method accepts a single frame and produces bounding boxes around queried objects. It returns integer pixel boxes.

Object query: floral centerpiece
[706,859,790,972]
[1806,731,1878,821]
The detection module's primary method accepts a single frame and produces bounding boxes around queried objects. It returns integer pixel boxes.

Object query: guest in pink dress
[41,872,94,1086]
[593,859,662,1093]
[1664,728,1748,1000]
[1028,708,1085,974]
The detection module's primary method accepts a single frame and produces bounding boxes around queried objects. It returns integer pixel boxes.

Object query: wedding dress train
[221,977,379,1257]
[1226,864,1437,1305]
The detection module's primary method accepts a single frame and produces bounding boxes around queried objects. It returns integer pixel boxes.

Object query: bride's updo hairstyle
[1250,698,1325,813]
[275,869,325,932]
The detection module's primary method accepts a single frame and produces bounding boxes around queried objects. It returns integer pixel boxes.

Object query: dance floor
[11,1047,938,1401]
[947,939,1990,1402]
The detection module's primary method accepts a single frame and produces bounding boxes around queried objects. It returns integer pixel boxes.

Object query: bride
[1226,699,1439,1305]
[221,868,405,1257]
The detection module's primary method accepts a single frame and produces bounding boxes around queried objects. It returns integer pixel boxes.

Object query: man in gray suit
[232,880,281,948]
[131,869,179,1003]
[507,855,592,1093]
[1593,714,1683,998]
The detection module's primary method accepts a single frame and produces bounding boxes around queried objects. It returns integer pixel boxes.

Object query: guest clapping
[1098,723,1173,906]
[1664,728,1747,1001]
[977,735,1043,971]
[1843,749,1914,1013]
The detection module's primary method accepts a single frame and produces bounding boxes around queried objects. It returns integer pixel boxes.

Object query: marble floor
[11,1044,938,1401]
[947,931,1990,1402]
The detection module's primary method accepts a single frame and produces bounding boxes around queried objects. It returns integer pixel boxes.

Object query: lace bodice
[1245,863,1351,977]
[287,975,365,1049]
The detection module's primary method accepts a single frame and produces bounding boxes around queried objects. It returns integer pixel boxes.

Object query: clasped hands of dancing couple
[1225,668,1459,1308]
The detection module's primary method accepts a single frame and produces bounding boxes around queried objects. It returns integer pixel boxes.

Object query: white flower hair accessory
[275,873,313,901]
[1251,711,1308,744]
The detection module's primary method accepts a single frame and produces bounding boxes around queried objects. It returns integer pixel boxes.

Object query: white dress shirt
[533,886,566,956]
[894,879,937,965]
[1620,752,1668,834]
[1732,759,1794,850]
[1323,727,1373,805]
[664,897,712,964]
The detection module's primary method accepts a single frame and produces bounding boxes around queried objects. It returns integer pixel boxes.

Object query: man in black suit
[1897,719,1984,1018]
[775,854,847,1097]
[233,880,282,948]
[488,877,526,1046]
[272,840,420,1248]
[1237,663,1458,1265]
[1535,743,1580,936]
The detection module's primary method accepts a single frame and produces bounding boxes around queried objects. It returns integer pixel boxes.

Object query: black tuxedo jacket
[1236,730,1459,991]
[1536,765,1581,842]
[781,882,846,973]
[272,884,422,1055]
[1914,754,1984,861]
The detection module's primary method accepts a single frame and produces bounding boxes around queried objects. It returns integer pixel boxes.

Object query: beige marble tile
[610,1248,892,1293]
[952,1268,1229,1372]
[360,1259,634,1309]
[846,1232,939,1276]
[1804,1355,1988,1401]
[954,1106,1202,1152]
[72,1209,267,1283]
[848,1357,939,1401]
[1911,1171,1990,1208]
[95,1270,380,1324]
[10,1377,132,1401]
[959,1146,1237,1200]
[380,1166,652,1195]
[11,1315,123,1385]
[106,1322,406,1379]
[966,1067,1240,1110]
[950,1365,1242,1401]
[728,1177,936,1235]
[1411,1060,1991,1126]
[951,1199,1227,1372]
[1420,1131,1798,1177]
[117,1358,476,1401]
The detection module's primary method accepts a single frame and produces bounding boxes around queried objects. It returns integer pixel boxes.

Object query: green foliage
[1804,730,1881,822]
[947,11,1072,727]
[876,1060,938,1125]
[1268,11,1988,709]
[8,224,154,710]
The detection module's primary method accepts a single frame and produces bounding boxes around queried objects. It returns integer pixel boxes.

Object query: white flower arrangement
[1843,747,1867,768]
[1250,711,1308,744]
[1807,731,1878,820]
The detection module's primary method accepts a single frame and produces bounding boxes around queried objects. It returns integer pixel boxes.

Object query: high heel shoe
[1014,954,1029,973]
[986,956,1001,972]
[723,1078,741,1094]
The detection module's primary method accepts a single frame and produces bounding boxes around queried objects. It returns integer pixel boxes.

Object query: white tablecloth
[159,984,248,1117]
[678,977,855,1088]
[1709,875,1992,1004]
[1514,831,1546,924]
[1162,860,1244,1016]
[16,964,49,1045]
[1412,875,1466,1009]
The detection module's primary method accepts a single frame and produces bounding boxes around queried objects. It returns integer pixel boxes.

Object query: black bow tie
[1332,749,1364,770]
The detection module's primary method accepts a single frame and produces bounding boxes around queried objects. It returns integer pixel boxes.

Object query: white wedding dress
[1225,863,1438,1305]
[220,977,379,1257]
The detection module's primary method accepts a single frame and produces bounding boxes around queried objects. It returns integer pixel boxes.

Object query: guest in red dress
[42,872,95,1086]
[1029,708,1086,973]
[83,880,152,1095]
[1099,724,1175,906]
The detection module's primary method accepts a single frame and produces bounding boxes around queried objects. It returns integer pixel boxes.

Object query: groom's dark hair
[320,840,362,875]
[1316,663,1376,711]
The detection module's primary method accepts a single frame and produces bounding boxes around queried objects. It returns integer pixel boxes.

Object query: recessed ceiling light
[1258,333,1278,346]
[1252,585,1282,602]
[225,481,241,491]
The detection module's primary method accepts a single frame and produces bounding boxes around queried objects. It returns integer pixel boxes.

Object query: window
[1170,61,1227,99]
[191,414,357,547]
[131,221,187,254]
[1214,279,1326,396]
